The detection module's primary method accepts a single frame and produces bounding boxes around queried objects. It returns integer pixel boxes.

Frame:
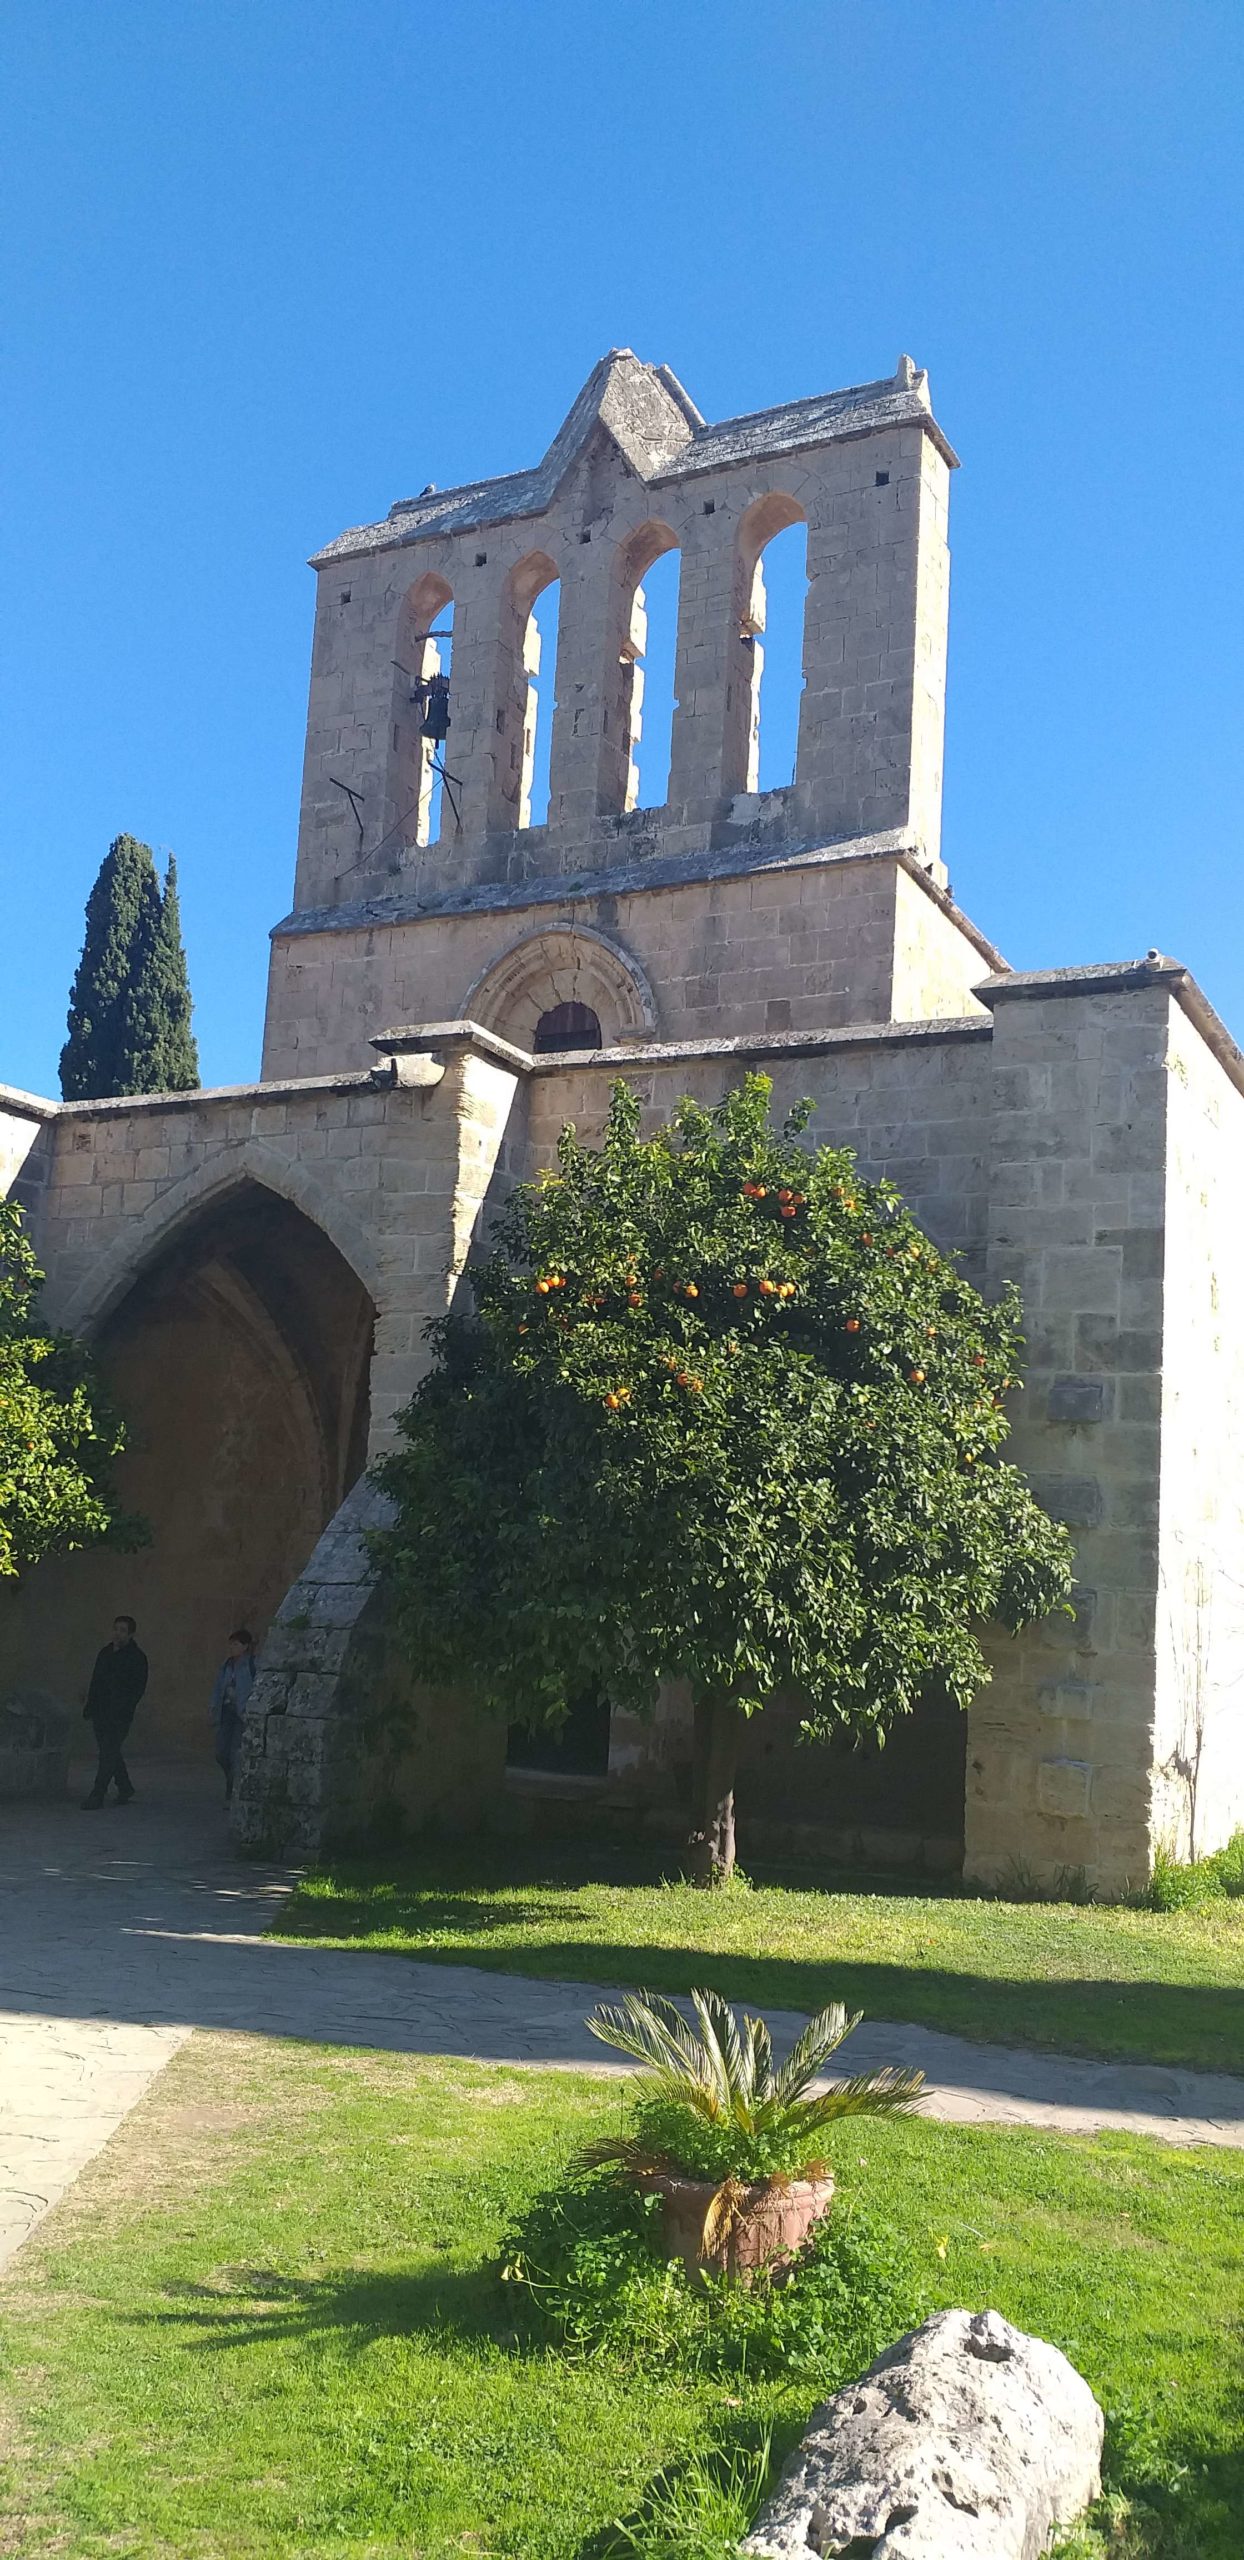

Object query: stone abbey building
[3,349,1242,1892]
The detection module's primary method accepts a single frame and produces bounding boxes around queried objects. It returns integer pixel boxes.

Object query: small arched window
[533,1001,602,1054]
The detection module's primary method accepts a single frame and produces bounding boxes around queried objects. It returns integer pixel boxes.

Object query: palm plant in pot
[582,1989,924,2283]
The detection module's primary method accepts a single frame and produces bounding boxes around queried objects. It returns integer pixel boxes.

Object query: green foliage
[124,851,200,1092]
[1149,1832,1244,1911]
[604,2435,773,2560]
[60,834,198,1099]
[582,1989,922,2183]
[372,1075,1073,1755]
[500,2165,927,2382]
[0,1199,145,1576]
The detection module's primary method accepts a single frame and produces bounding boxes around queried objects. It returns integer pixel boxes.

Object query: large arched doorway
[4,1182,374,1759]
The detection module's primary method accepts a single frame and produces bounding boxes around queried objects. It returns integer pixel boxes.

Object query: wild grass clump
[603,2435,774,2560]
[1149,1830,1244,1912]
[499,2165,927,2381]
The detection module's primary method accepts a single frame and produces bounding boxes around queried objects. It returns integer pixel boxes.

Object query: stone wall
[0,1091,50,1206]
[262,850,995,1085]
[233,1478,505,1858]
[964,975,1175,1894]
[1153,997,1244,1856]
[7,968,1239,1887]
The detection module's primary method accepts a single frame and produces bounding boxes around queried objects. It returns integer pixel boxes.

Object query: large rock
[743,2309,1103,2559]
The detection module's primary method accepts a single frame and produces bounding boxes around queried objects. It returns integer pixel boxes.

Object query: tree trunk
[687,1695,740,1886]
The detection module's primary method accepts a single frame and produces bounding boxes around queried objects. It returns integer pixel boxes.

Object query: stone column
[797,427,949,870]
[966,972,1173,1896]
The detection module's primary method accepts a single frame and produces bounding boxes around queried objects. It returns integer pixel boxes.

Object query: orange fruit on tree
[909,1367,925,1384]
[759,1277,777,1296]
[732,1282,749,1298]
[845,1317,860,1333]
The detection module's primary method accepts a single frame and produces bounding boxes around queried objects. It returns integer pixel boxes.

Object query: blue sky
[2,0,1241,1094]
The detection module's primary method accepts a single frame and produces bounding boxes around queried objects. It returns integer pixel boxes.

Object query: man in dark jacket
[82,1615,148,1808]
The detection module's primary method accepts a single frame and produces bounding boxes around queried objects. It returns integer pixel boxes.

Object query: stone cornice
[270,832,1008,975]
[976,959,1244,1103]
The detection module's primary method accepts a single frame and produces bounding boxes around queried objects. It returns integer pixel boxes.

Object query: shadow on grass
[277,1893,1244,2079]
[141,2260,511,2355]
[469,1945,1244,2081]
[1094,2430,1244,2560]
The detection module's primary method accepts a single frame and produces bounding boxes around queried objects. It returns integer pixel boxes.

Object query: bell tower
[263,352,983,1083]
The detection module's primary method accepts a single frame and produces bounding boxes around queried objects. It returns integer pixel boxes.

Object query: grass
[273,1840,1244,2074]
[1,2032,1241,2559]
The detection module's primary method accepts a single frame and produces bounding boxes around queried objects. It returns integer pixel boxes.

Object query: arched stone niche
[463,924,658,1052]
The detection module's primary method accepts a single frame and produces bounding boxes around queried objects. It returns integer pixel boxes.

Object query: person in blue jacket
[210,1628,256,1804]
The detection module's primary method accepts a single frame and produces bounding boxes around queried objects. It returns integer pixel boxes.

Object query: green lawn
[274,1843,1244,2074]
[2,2033,1241,2559]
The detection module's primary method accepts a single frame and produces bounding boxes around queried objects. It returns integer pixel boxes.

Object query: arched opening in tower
[752,518,810,792]
[4,1184,374,1764]
[617,535,682,812]
[522,577,561,829]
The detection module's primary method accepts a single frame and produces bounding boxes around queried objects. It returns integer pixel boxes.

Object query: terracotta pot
[655,2170,835,2284]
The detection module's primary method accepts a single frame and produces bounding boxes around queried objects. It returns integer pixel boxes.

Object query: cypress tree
[59,835,158,1100]
[124,855,200,1093]
[59,837,200,1100]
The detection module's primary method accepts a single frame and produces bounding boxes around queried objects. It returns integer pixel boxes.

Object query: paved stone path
[3,1774,1242,2272]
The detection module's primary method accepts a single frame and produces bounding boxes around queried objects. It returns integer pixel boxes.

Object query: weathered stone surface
[743,2309,1103,2560]
[0,1692,71,1800]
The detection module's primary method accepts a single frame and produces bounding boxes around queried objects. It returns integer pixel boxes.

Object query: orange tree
[0,1199,142,1579]
[371,1076,1073,1882]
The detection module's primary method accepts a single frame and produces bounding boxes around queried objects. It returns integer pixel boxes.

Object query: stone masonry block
[1047,1377,1108,1424]
[1028,1475,1104,1529]
[1036,1757,1093,1819]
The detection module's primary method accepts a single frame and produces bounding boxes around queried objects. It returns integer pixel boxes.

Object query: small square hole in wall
[475,551,487,566]
[875,472,889,488]
[339,587,352,603]
[580,528,592,544]
[702,499,716,515]
[495,707,506,732]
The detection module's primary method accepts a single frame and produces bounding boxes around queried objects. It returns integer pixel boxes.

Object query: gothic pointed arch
[7,1169,378,1764]
[57,1136,382,1339]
